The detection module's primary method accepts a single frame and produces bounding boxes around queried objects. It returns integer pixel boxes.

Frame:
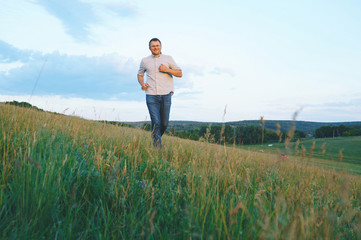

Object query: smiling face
[149,40,162,57]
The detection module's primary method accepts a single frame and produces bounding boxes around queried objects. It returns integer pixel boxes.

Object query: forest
[315,125,361,138]
[145,123,361,145]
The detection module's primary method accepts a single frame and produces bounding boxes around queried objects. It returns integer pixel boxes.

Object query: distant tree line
[5,101,43,111]
[315,125,361,138]
[145,124,307,145]
[101,121,133,128]
[140,123,361,145]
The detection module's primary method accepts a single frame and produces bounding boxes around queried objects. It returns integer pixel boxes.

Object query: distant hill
[126,120,361,134]
[226,120,361,133]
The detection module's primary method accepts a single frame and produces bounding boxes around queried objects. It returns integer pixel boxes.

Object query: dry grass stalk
[320,142,327,154]
[121,159,127,176]
[308,141,316,159]
[295,139,300,154]
[149,210,157,234]
[301,145,306,158]
[276,123,282,142]
[338,149,343,162]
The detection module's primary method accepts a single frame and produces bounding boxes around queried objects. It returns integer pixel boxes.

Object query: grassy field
[1,103,361,239]
[238,137,361,175]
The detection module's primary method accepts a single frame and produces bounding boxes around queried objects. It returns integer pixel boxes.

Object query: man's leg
[146,95,162,146]
[159,93,172,136]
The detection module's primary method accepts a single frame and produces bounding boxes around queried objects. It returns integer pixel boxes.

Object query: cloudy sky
[1,0,360,122]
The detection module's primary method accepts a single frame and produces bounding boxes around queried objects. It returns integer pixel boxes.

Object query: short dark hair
[149,38,161,47]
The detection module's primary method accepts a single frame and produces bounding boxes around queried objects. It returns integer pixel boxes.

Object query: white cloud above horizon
[1,0,361,122]
[1,94,360,123]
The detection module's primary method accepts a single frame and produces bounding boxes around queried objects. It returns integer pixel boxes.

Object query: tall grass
[1,103,361,239]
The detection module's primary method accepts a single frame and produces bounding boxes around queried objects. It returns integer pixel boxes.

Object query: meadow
[1,103,361,239]
[239,137,361,175]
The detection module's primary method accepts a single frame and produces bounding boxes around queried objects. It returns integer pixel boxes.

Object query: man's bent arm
[159,64,182,77]
[137,74,145,86]
[168,69,182,78]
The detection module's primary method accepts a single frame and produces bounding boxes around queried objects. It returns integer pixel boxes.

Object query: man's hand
[141,83,149,91]
[159,64,169,73]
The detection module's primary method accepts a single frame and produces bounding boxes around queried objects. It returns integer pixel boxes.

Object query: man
[138,38,182,147]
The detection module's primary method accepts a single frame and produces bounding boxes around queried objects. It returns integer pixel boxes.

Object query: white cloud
[0,42,140,100]
[0,61,24,75]
[0,94,148,122]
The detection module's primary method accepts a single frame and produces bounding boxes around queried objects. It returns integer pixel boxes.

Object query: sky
[1,0,361,123]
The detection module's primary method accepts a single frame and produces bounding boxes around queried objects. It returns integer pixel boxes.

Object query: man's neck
[153,53,161,58]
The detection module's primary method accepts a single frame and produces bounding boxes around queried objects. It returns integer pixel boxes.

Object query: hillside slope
[1,103,361,239]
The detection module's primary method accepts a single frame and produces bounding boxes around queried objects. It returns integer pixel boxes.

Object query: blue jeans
[146,93,172,147]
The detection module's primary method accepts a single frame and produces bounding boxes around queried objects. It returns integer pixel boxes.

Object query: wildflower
[84,145,89,149]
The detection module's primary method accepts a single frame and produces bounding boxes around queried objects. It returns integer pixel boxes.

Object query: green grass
[1,103,361,239]
[237,137,361,175]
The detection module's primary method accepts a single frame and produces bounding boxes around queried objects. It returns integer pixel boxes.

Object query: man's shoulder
[142,55,153,61]
[160,54,173,59]
[160,54,176,63]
